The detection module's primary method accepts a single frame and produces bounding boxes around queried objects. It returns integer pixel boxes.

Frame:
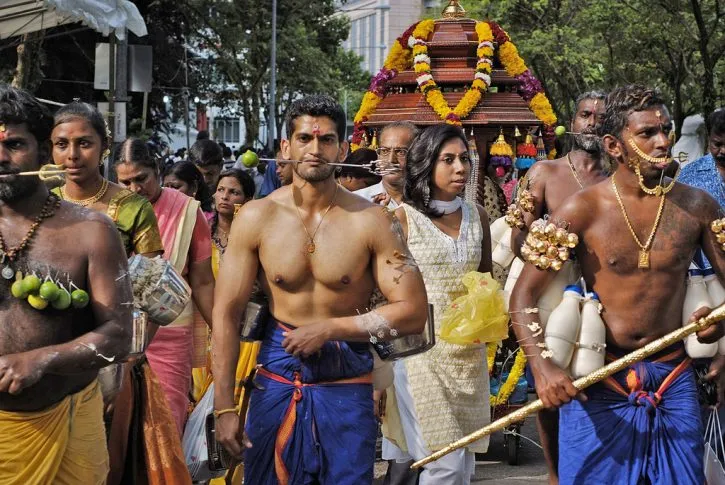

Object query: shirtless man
[509,91,607,484]
[0,85,132,482]
[212,95,428,485]
[510,85,725,484]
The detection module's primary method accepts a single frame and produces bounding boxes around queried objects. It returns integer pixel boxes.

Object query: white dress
[400,200,490,453]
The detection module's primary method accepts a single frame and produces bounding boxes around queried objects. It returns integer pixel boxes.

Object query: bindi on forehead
[0,123,6,142]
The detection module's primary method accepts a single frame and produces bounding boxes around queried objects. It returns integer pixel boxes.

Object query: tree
[179,0,369,146]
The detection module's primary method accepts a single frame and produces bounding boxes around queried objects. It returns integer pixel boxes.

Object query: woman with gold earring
[51,102,192,485]
[50,102,162,258]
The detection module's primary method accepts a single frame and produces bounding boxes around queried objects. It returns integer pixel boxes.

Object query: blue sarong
[558,346,704,485]
[244,319,376,485]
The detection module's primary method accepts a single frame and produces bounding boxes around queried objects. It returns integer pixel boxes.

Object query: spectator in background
[336,148,381,191]
[222,145,235,170]
[189,139,223,195]
[162,161,214,215]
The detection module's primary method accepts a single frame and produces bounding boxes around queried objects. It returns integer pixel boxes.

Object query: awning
[0,0,147,40]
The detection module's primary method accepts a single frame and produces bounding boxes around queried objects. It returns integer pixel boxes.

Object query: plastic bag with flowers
[440,271,509,345]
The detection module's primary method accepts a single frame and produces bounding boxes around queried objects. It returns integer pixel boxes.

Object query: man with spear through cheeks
[510,84,725,484]
[212,95,428,485]
[509,91,607,485]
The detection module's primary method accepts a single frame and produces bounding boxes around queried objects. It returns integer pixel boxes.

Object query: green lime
[27,294,48,310]
[554,125,567,137]
[52,288,72,310]
[39,281,60,302]
[21,274,41,294]
[241,149,259,168]
[71,289,89,308]
[10,280,27,299]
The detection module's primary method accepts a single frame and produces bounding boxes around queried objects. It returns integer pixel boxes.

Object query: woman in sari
[162,161,213,218]
[51,103,190,485]
[192,169,257,401]
[115,138,215,434]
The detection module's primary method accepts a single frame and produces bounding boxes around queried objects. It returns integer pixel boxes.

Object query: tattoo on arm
[384,209,419,284]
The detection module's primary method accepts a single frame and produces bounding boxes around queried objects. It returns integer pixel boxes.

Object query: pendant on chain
[0,253,11,280]
[638,250,650,269]
[307,240,316,254]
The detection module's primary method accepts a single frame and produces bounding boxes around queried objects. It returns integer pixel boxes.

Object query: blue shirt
[258,159,281,197]
[679,153,725,270]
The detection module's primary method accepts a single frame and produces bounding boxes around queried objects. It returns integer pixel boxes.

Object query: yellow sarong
[0,379,108,485]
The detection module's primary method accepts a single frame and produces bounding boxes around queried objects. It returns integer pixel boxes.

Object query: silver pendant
[1,265,13,280]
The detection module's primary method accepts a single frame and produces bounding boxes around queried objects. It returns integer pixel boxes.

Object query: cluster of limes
[10,272,89,310]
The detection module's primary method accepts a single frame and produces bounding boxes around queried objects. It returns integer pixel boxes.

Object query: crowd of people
[0,80,724,485]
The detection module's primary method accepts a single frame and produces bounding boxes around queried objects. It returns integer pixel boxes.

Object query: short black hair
[404,124,468,218]
[709,109,725,136]
[54,100,109,149]
[222,146,232,158]
[189,139,223,167]
[286,95,346,142]
[0,84,53,146]
[337,148,380,182]
[196,130,210,141]
[598,85,666,140]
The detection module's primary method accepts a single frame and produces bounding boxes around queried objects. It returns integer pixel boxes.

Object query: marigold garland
[351,19,558,152]
[490,347,527,407]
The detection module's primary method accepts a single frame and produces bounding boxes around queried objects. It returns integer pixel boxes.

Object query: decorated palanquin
[351,0,558,205]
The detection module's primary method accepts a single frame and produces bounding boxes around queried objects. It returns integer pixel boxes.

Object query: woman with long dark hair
[162,161,213,214]
[115,138,215,434]
[390,124,493,484]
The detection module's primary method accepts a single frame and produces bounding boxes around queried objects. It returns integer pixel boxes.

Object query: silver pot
[240,301,268,342]
[128,255,192,325]
[98,363,124,405]
[374,304,436,361]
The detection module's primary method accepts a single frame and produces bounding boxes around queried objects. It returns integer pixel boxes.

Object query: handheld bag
[440,271,509,345]
[182,383,226,481]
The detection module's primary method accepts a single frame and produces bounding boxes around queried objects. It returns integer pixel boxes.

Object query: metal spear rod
[411,302,725,469]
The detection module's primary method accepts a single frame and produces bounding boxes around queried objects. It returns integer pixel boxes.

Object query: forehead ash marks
[312,123,321,136]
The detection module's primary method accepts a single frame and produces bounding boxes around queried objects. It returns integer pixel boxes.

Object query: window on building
[214,118,241,144]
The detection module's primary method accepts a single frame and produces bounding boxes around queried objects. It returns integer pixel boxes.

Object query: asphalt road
[374,411,549,485]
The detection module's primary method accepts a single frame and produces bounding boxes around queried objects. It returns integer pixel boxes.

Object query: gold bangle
[213,407,239,419]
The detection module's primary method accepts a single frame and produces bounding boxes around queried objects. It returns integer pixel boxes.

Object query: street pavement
[374,411,548,484]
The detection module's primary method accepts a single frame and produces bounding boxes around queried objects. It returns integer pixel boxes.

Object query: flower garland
[351,22,420,150]
[351,20,559,153]
[490,347,527,407]
[412,20,494,125]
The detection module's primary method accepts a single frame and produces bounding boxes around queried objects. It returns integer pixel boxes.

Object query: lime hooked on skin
[28,294,48,310]
[71,289,89,308]
[52,288,72,310]
[11,281,27,299]
[555,125,567,137]
[21,274,41,294]
[39,281,60,301]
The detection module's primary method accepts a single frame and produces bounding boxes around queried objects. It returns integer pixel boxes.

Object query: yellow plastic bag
[440,271,509,345]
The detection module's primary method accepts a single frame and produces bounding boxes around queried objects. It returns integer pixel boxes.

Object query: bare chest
[258,213,373,291]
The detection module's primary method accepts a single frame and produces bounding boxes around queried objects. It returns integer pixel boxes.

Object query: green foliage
[180,0,370,146]
[464,0,725,134]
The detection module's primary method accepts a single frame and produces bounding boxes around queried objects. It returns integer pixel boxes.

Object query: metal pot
[128,255,192,325]
[373,304,436,361]
[240,301,269,342]
[98,363,124,405]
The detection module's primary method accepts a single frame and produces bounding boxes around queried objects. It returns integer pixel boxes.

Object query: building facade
[338,0,429,73]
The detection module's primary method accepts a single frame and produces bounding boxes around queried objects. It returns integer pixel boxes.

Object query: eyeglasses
[376,147,409,160]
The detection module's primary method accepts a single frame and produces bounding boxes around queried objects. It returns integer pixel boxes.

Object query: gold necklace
[611,173,666,269]
[633,163,680,196]
[293,184,339,254]
[627,138,672,166]
[566,154,585,189]
[60,178,109,207]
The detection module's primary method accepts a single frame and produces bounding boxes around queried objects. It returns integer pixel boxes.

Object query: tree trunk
[690,0,716,130]
[12,31,45,91]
